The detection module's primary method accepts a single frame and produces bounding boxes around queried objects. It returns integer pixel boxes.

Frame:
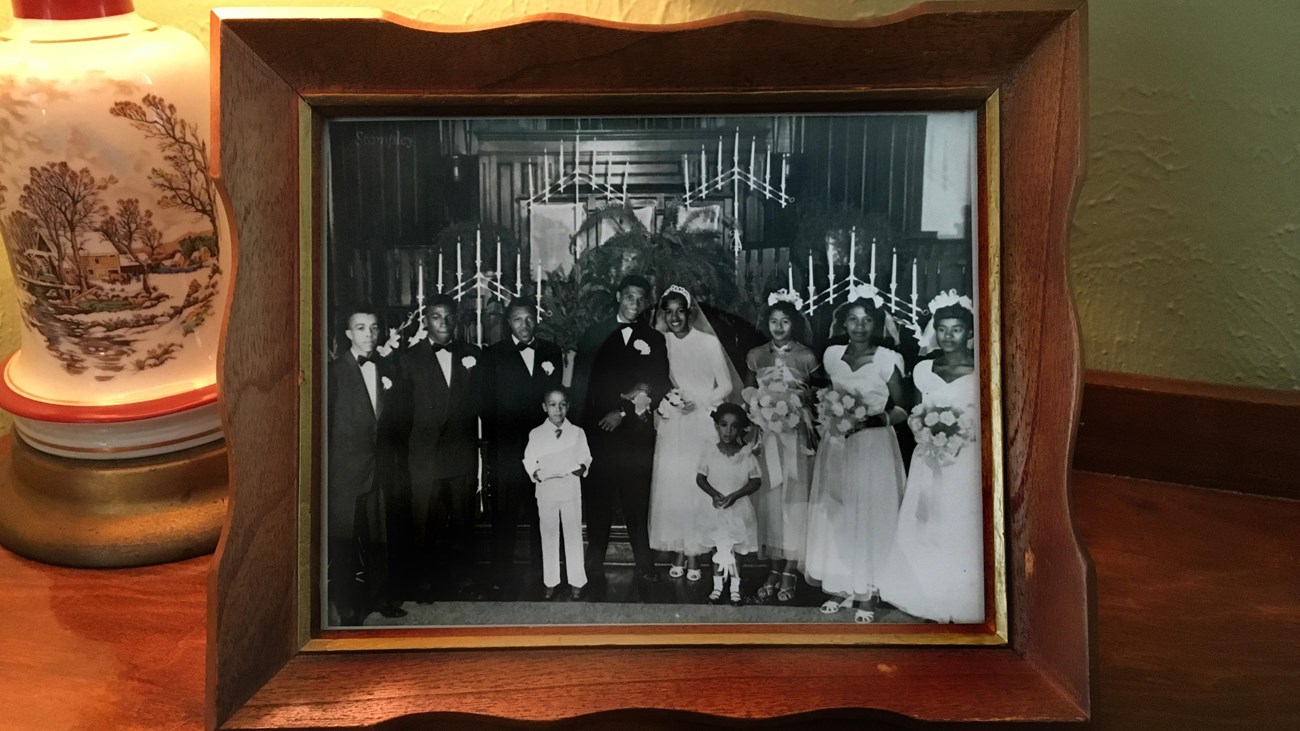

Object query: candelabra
[682,128,792,208]
[400,228,543,349]
[526,134,628,207]
[786,228,924,329]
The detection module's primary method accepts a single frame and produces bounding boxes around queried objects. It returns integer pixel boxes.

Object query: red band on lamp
[0,354,217,423]
[11,0,134,20]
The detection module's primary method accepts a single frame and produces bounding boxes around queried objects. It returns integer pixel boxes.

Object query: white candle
[870,238,877,285]
[516,252,522,293]
[456,238,463,280]
[765,144,772,190]
[827,246,835,293]
[787,262,795,293]
[528,160,535,198]
[733,128,740,168]
[495,236,501,278]
[749,136,755,176]
[891,248,898,295]
[476,228,482,270]
[417,260,425,304]
[716,137,723,189]
[808,252,816,309]
[781,154,788,196]
[437,251,444,292]
[700,146,707,194]
[536,264,543,322]
[911,257,919,309]
[622,161,628,201]
[559,139,565,183]
[543,150,550,202]
[849,228,856,274]
[682,154,690,195]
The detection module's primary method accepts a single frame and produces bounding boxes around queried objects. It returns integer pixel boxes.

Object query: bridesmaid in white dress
[647,286,735,581]
[880,298,985,622]
[804,297,908,623]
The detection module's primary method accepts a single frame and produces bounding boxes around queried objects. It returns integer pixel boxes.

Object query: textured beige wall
[1,0,1297,417]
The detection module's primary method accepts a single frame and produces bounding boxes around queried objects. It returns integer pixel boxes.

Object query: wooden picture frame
[210,2,1090,727]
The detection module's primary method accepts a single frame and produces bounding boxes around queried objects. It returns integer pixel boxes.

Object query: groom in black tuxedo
[481,297,564,595]
[327,304,405,623]
[398,294,483,594]
[573,274,670,586]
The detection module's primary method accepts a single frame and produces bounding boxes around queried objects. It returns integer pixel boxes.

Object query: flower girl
[688,403,762,605]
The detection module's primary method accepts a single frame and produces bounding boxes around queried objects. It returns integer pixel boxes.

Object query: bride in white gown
[646,285,739,580]
[879,294,985,623]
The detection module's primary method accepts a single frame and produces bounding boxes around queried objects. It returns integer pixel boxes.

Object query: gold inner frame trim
[295,92,1008,651]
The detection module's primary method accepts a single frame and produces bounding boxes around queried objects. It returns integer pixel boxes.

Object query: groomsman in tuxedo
[572,274,671,588]
[327,304,406,623]
[399,294,483,596]
[481,297,564,597]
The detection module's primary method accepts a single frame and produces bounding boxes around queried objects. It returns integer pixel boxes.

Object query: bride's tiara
[664,284,693,308]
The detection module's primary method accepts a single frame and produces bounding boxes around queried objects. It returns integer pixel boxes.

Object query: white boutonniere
[540,360,555,376]
[461,355,477,369]
[633,339,651,355]
[381,376,393,390]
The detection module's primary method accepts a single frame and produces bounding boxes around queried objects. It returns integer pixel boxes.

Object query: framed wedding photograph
[211,3,1090,728]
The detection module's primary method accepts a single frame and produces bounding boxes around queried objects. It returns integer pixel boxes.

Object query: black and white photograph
[319,111,989,631]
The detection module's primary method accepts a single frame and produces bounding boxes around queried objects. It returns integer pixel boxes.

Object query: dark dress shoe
[543,585,558,600]
[569,586,584,601]
[379,605,408,619]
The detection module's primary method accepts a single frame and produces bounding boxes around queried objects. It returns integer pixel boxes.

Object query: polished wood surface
[1077,369,1300,500]
[213,4,1089,725]
[0,470,1294,730]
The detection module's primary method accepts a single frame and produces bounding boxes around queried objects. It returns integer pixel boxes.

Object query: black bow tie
[618,323,634,332]
[554,427,563,439]
[429,341,453,353]
[516,340,534,352]
[357,353,378,367]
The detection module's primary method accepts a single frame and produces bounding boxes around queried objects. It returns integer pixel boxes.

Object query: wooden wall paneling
[1076,370,1300,500]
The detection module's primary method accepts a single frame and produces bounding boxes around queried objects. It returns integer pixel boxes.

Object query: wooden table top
[0,470,1296,730]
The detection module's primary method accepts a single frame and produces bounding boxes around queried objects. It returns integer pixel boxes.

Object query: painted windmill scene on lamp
[322,112,985,630]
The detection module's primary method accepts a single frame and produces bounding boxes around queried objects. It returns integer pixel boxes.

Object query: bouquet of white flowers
[742,383,804,435]
[656,388,687,419]
[814,387,871,440]
[908,400,975,462]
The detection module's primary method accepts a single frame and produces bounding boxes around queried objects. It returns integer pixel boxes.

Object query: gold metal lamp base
[0,434,228,567]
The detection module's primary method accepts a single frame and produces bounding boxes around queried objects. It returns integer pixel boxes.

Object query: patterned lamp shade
[0,0,229,459]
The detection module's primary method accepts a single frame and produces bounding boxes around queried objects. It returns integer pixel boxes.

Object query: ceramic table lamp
[0,0,228,566]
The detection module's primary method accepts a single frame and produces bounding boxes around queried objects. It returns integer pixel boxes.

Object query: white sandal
[819,595,855,615]
[686,568,703,583]
[668,565,685,579]
[854,609,875,623]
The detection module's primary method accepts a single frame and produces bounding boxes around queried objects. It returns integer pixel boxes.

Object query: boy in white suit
[522,387,591,599]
